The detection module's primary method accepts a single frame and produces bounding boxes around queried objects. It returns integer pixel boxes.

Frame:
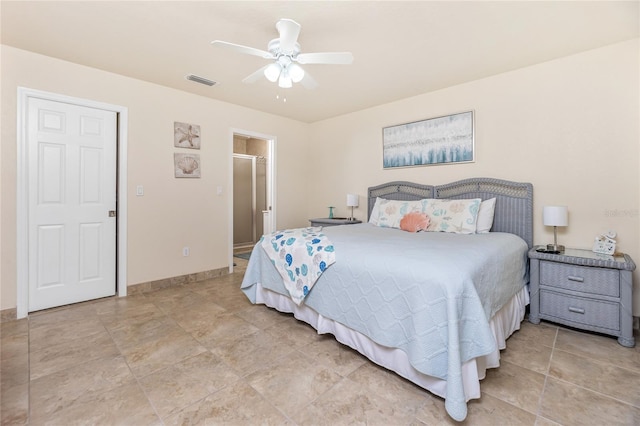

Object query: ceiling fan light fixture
[212,18,353,90]
[278,71,293,88]
[288,63,305,83]
[264,63,281,82]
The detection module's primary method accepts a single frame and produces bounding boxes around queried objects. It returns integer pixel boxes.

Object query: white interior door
[27,98,117,311]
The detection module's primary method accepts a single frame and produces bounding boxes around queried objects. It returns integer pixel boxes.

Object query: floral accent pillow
[399,212,431,233]
[424,198,481,234]
[376,199,428,229]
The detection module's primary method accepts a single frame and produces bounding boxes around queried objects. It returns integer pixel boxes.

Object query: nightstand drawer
[540,261,619,297]
[540,290,620,331]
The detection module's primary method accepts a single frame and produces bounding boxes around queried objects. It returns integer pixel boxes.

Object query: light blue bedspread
[241,223,528,421]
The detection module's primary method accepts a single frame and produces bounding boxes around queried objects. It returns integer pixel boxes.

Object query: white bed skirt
[254,284,529,402]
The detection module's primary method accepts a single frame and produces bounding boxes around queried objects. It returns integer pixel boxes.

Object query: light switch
[217,186,223,196]
[136,185,144,196]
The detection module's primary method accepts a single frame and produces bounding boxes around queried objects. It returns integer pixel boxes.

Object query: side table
[309,218,362,227]
[528,246,636,347]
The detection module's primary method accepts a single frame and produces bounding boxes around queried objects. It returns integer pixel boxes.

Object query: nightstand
[528,247,636,347]
[309,218,362,227]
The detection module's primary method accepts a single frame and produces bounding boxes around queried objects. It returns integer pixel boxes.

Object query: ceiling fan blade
[300,71,318,90]
[276,19,301,53]
[242,65,270,84]
[296,52,354,65]
[211,40,273,59]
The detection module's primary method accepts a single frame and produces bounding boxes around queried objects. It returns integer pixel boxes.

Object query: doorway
[232,135,268,252]
[16,88,128,318]
[231,133,274,265]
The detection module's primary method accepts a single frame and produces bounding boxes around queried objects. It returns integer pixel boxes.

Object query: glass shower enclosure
[233,154,266,249]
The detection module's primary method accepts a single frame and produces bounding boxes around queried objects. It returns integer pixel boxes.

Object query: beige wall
[0,46,309,311]
[2,40,639,316]
[308,39,640,314]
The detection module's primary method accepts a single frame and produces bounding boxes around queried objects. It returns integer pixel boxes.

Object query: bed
[241,177,533,421]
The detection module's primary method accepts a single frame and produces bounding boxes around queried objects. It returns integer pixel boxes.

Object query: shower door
[233,154,266,248]
[233,155,254,247]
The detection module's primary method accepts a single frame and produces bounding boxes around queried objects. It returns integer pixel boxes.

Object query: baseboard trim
[0,308,17,323]
[0,267,229,323]
[127,267,229,295]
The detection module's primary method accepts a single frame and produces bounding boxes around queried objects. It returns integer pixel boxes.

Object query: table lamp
[347,194,359,221]
[543,206,568,253]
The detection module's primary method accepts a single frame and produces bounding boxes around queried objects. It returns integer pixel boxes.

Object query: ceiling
[1,1,638,123]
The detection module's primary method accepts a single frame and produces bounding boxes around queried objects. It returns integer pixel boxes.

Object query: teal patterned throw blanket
[260,228,336,305]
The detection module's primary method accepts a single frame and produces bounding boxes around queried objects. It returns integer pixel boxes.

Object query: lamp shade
[278,71,292,88]
[264,63,281,82]
[346,194,359,207]
[543,206,568,227]
[288,63,305,83]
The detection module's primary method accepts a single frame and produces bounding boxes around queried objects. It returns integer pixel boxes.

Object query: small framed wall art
[174,153,201,178]
[174,121,201,149]
[382,110,474,169]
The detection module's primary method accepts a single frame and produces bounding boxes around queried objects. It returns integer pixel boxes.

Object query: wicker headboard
[367,177,533,248]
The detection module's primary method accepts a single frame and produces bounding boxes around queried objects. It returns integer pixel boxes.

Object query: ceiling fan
[211,18,353,89]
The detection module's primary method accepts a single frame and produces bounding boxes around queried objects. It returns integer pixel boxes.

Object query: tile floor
[2,257,640,425]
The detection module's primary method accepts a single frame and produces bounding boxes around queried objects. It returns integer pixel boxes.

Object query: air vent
[185,74,216,86]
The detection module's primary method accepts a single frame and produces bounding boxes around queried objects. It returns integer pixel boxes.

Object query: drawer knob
[568,306,586,314]
[567,275,584,283]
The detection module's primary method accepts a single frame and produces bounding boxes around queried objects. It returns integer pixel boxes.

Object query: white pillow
[375,199,428,229]
[476,198,497,233]
[368,197,383,225]
[424,198,481,234]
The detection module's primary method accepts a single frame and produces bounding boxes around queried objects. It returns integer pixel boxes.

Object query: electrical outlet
[182,247,190,257]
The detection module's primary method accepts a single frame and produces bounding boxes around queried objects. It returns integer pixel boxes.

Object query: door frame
[229,128,276,273]
[16,87,128,319]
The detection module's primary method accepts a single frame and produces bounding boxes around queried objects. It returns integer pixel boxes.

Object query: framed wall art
[174,153,201,178]
[382,111,474,169]
[174,121,201,149]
